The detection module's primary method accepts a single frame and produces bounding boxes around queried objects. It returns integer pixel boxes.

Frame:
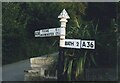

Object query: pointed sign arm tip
[58,9,70,19]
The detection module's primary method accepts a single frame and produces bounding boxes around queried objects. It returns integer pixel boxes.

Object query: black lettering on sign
[44,34,46,36]
[42,29,49,32]
[76,42,79,46]
[55,32,59,35]
[65,41,68,45]
[87,42,90,47]
[71,42,74,46]
[51,33,54,36]
[55,28,58,31]
[65,41,74,46]
[82,42,86,47]
[87,42,94,48]
[91,42,93,48]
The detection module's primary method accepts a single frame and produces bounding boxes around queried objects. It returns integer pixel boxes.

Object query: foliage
[63,18,99,80]
[62,3,117,80]
[2,2,87,64]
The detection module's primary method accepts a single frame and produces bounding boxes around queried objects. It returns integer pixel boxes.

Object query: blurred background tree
[2,2,89,65]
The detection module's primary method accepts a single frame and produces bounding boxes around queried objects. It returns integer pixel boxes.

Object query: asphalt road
[2,59,31,81]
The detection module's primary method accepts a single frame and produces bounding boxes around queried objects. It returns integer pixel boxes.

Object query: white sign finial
[58,9,70,19]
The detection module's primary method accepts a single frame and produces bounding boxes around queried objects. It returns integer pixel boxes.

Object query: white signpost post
[57,9,70,80]
[34,9,95,80]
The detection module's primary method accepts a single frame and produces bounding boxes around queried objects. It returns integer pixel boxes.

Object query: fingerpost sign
[34,9,95,80]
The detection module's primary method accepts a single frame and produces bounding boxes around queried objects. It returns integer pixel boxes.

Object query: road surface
[2,52,58,81]
[2,59,31,81]
[1,52,119,81]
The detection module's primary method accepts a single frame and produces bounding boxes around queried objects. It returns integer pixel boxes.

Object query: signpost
[58,9,70,81]
[34,9,95,81]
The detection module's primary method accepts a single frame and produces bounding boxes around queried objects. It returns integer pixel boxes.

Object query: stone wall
[24,53,58,81]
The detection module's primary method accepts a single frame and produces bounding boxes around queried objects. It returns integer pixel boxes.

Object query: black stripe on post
[57,47,65,81]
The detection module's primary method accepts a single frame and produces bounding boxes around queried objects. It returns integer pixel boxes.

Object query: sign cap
[58,9,70,19]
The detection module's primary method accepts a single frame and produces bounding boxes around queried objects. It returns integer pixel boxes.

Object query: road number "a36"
[81,40,95,49]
